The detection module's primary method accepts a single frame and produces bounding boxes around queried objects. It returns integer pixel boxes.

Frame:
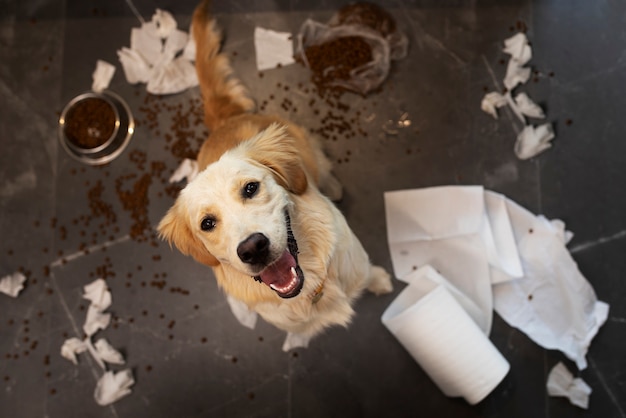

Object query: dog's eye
[200,216,216,231]
[243,181,259,199]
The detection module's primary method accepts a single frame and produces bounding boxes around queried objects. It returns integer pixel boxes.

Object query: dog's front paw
[367,265,393,295]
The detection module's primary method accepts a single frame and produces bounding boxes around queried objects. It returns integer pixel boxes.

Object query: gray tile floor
[1,0,625,417]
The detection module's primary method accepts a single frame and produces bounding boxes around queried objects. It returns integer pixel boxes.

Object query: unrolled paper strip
[382,266,510,404]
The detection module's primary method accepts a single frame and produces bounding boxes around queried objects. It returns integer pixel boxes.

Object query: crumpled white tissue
[514,123,555,160]
[94,369,135,406]
[384,186,609,372]
[61,337,88,365]
[117,9,198,95]
[83,278,111,311]
[0,271,26,297]
[92,60,116,92]
[254,27,295,71]
[481,92,508,119]
[547,362,592,409]
[169,158,199,183]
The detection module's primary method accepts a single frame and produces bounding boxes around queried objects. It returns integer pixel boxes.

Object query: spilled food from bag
[295,2,408,96]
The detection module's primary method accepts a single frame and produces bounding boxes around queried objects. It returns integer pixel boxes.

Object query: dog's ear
[243,123,308,194]
[158,201,220,267]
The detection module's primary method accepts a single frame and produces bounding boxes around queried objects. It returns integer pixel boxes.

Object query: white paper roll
[382,271,510,404]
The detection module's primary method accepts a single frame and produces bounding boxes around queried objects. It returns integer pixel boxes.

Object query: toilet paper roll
[382,273,510,404]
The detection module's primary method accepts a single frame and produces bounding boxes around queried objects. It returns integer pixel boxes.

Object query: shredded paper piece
[94,369,135,406]
[116,8,198,95]
[254,27,295,71]
[61,338,88,365]
[514,123,555,160]
[282,332,312,352]
[481,32,556,159]
[481,92,508,119]
[169,158,199,183]
[94,339,126,365]
[503,32,532,65]
[61,278,134,406]
[547,362,592,409]
[92,60,116,92]
[83,278,111,311]
[226,295,258,330]
[514,92,545,119]
[0,271,26,297]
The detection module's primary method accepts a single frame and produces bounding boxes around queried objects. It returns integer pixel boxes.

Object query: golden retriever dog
[158,0,392,349]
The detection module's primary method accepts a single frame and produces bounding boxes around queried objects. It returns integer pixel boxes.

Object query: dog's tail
[192,0,255,130]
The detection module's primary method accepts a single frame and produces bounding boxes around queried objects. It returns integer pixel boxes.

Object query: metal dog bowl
[58,90,134,165]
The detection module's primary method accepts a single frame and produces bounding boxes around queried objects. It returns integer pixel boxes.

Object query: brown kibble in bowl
[64,97,117,149]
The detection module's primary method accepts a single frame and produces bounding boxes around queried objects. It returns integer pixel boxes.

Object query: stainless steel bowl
[58,90,134,165]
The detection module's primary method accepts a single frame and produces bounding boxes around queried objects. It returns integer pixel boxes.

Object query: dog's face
[158,124,307,299]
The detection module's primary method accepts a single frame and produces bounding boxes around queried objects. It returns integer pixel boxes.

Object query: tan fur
[158,0,391,344]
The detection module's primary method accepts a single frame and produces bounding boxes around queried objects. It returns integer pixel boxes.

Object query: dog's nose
[237,233,270,265]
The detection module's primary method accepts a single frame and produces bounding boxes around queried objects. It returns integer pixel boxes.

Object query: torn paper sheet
[169,158,199,183]
[61,338,88,365]
[384,186,609,371]
[254,27,295,71]
[94,338,125,365]
[92,60,116,92]
[226,295,258,330]
[282,332,311,352]
[514,123,555,160]
[382,266,510,404]
[94,369,135,406]
[514,92,545,119]
[481,92,508,119]
[0,271,26,297]
[547,362,592,409]
[83,278,111,311]
[491,197,609,370]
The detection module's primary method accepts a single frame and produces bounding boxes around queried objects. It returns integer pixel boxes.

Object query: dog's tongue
[259,250,297,289]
